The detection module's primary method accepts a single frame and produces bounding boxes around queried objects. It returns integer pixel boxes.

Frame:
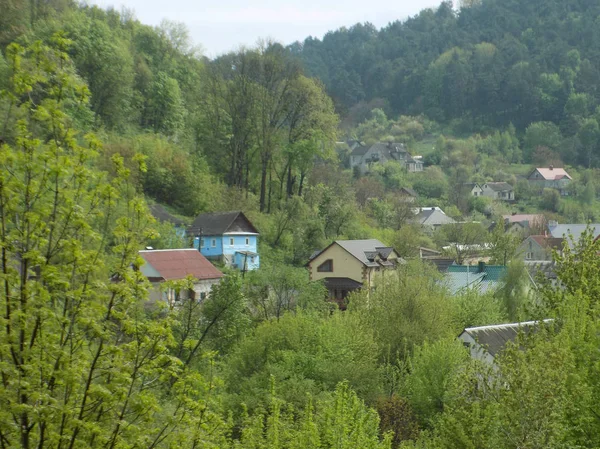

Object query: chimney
[388,141,393,148]
[512,212,516,216]
[478,261,485,273]
[549,165,554,170]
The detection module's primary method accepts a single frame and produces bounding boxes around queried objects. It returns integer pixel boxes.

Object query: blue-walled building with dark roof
[189,211,260,271]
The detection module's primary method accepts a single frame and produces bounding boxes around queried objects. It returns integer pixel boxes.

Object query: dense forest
[3,0,600,447]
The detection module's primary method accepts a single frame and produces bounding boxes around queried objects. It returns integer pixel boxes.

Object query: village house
[189,211,260,271]
[459,320,551,364]
[412,207,456,230]
[480,182,514,201]
[527,166,572,195]
[138,249,223,304]
[149,203,187,238]
[398,186,418,202]
[518,235,563,261]
[350,141,424,174]
[466,183,484,197]
[307,239,402,307]
[496,213,547,235]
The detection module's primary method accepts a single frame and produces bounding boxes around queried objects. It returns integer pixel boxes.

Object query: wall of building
[233,251,260,271]
[148,278,222,304]
[194,235,223,258]
[309,243,364,283]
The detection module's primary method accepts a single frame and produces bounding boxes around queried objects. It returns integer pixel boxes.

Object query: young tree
[0,38,225,449]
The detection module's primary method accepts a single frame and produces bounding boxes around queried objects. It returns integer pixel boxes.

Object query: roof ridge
[464,319,552,332]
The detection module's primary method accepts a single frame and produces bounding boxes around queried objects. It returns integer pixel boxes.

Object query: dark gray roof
[399,187,418,197]
[189,211,259,236]
[150,204,186,226]
[367,142,408,160]
[460,321,547,357]
[350,143,369,156]
[484,182,513,192]
[423,257,455,273]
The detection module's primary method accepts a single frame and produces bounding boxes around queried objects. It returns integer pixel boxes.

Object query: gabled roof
[149,204,186,226]
[423,257,456,273]
[528,235,563,250]
[350,143,369,156]
[460,320,550,357]
[139,249,223,281]
[529,167,572,181]
[336,239,398,267]
[399,187,418,197]
[483,182,513,192]
[189,211,259,236]
[414,209,456,226]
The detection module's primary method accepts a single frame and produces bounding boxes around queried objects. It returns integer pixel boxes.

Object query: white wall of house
[458,332,495,364]
[148,278,222,304]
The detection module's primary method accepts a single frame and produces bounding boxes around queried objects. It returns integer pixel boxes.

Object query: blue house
[189,211,260,271]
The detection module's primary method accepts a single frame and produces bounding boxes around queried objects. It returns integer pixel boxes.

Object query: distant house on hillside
[527,166,572,195]
[498,214,547,235]
[138,249,223,303]
[480,182,514,201]
[466,183,484,197]
[459,320,551,364]
[189,211,260,271]
[518,235,563,261]
[412,207,456,230]
[149,204,187,237]
[307,239,403,307]
[350,141,424,174]
[398,187,418,202]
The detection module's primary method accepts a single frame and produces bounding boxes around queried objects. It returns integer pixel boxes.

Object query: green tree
[0,38,225,449]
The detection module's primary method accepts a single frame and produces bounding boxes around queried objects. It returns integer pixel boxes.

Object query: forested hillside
[293,0,600,163]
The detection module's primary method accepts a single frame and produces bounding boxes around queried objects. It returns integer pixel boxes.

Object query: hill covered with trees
[292,0,600,166]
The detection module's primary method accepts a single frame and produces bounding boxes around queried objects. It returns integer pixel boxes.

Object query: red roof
[529,235,563,249]
[139,249,223,281]
[530,167,572,181]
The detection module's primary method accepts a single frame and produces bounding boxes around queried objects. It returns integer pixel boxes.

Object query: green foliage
[0,39,226,449]
[349,261,454,360]
[404,339,468,426]
[234,382,392,449]
[223,312,381,414]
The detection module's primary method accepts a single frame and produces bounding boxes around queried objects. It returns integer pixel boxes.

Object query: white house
[138,249,224,304]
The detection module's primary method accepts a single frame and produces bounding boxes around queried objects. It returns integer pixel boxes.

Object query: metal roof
[139,249,223,281]
[460,320,551,357]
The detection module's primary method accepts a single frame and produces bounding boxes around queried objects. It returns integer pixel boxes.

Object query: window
[245,237,250,245]
[526,252,534,260]
[317,259,334,272]
[211,239,216,247]
[230,237,234,246]
[200,292,207,300]
[200,238,205,247]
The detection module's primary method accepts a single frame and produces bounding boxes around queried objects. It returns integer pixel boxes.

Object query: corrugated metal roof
[139,249,223,281]
[461,320,551,357]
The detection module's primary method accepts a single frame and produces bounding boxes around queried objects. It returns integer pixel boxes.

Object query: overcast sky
[88,0,444,57]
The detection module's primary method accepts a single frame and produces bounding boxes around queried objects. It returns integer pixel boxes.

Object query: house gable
[308,242,364,284]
